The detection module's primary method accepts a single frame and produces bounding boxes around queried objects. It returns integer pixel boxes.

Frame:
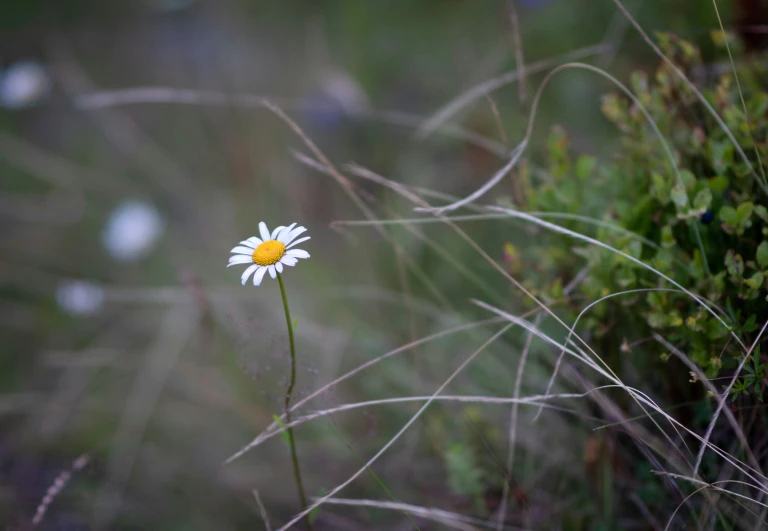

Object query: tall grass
[3,1,768,529]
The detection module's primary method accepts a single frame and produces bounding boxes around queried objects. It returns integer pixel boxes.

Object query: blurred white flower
[301,71,368,130]
[228,221,311,286]
[321,71,368,115]
[56,280,104,316]
[0,61,50,109]
[102,200,164,261]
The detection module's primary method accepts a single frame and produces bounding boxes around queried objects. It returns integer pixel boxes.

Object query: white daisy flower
[0,60,50,109]
[228,221,311,286]
[102,200,164,261]
[56,280,104,316]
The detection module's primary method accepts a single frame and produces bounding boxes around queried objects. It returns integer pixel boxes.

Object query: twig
[32,454,90,526]
[252,489,273,531]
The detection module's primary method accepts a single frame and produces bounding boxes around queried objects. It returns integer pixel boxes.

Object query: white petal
[277,223,297,242]
[239,239,257,249]
[275,262,283,273]
[246,236,263,246]
[280,257,298,267]
[231,246,255,255]
[241,264,258,285]
[286,236,310,249]
[228,255,253,267]
[271,226,285,239]
[259,222,270,242]
[286,226,308,245]
[268,265,276,279]
[253,266,268,286]
[281,226,306,245]
[285,249,309,259]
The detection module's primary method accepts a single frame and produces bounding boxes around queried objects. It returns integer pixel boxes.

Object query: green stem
[277,272,312,530]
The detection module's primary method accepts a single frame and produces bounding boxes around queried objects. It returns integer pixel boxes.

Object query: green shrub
[520,32,768,401]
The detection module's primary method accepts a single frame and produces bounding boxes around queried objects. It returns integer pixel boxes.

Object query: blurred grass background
[0,0,760,529]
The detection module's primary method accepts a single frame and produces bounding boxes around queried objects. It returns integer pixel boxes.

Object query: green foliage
[443,443,486,513]
[272,414,291,445]
[727,347,765,402]
[522,33,768,396]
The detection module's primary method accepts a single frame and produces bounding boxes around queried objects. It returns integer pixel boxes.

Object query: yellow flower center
[252,239,286,266]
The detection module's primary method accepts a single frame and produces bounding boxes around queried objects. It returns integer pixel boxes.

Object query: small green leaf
[680,40,698,61]
[749,92,768,116]
[292,317,299,330]
[632,194,654,220]
[719,206,737,226]
[575,155,597,180]
[757,241,768,269]
[693,188,712,212]
[444,443,484,499]
[615,266,637,288]
[725,250,744,278]
[626,239,642,260]
[706,314,729,339]
[308,503,321,524]
[503,242,522,274]
[647,290,666,309]
[661,225,676,248]
[679,169,696,189]
[273,415,291,445]
[689,250,704,279]
[630,70,648,94]
[742,314,759,333]
[547,126,571,176]
[745,272,764,290]
[671,184,688,208]
[647,312,670,328]
[711,29,728,48]
[724,106,744,129]
[550,277,565,298]
[601,93,625,125]
[755,205,768,223]
[710,140,734,174]
[736,202,754,224]
[707,176,729,194]
[651,172,670,205]
[653,248,675,272]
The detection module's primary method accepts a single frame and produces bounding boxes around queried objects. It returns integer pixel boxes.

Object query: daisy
[228,221,310,286]
[102,200,164,261]
[56,280,104,316]
[0,60,50,109]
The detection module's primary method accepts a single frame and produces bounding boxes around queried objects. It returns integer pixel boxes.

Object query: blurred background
[0,1,763,529]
